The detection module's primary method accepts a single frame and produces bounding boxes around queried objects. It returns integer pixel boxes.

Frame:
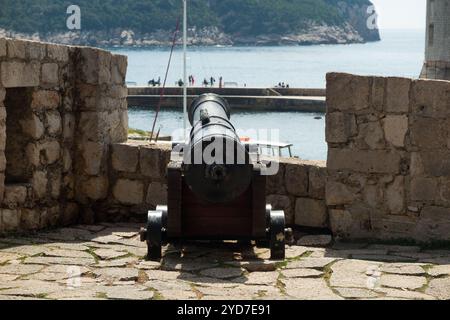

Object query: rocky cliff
[0,0,380,47]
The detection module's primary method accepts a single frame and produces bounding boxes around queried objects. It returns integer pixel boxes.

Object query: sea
[112,29,425,160]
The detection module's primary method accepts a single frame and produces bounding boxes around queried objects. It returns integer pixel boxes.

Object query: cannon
[140,94,286,261]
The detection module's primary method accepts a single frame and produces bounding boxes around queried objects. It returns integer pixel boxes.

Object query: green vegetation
[0,0,373,36]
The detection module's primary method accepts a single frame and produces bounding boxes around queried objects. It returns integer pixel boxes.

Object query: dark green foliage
[0,0,371,35]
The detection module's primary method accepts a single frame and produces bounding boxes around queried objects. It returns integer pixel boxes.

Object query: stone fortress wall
[0,37,128,233]
[1,37,450,244]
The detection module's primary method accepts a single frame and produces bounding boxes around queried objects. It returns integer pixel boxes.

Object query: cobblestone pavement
[0,224,449,300]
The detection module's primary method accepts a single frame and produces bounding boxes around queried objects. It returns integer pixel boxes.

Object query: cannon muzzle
[183,94,253,204]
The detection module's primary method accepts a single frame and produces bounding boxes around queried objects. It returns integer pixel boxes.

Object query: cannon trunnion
[140,94,286,261]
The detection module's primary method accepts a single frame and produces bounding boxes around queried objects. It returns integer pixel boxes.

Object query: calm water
[115,29,425,160]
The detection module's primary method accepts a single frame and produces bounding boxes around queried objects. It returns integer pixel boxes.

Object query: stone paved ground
[0,224,449,300]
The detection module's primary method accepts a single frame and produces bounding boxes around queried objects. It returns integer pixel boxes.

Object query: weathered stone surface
[81,142,105,175]
[381,264,426,276]
[383,115,408,147]
[385,77,411,113]
[4,185,28,207]
[31,90,60,110]
[112,143,139,173]
[46,111,62,135]
[295,198,328,228]
[199,268,244,279]
[20,114,45,139]
[113,179,144,205]
[93,268,139,282]
[1,209,20,231]
[427,265,450,277]
[326,112,356,143]
[26,42,46,60]
[330,260,381,288]
[285,246,309,259]
[140,145,170,178]
[286,258,337,270]
[0,38,6,57]
[7,40,26,59]
[308,165,326,199]
[335,287,379,299]
[41,63,59,86]
[245,272,279,285]
[327,73,370,112]
[326,181,354,206]
[80,176,109,201]
[411,79,450,118]
[410,117,447,149]
[357,121,385,150]
[285,163,308,196]
[146,182,167,207]
[379,274,427,290]
[426,278,450,300]
[376,288,435,300]
[32,171,48,199]
[1,61,40,88]
[94,249,128,260]
[386,176,405,214]
[284,278,343,300]
[23,256,95,266]
[281,268,324,279]
[328,149,401,174]
[410,177,438,201]
[419,150,450,177]
[297,235,332,247]
[47,45,69,62]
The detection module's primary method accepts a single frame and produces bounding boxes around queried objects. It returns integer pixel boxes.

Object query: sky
[371,0,426,30]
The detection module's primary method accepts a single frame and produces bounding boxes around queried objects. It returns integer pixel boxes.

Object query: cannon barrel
[184,94,253,204]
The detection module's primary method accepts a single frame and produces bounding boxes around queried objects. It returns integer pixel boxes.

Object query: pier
[127,87,326,112]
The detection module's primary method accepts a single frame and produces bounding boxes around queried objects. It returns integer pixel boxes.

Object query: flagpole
[183,0,188,141]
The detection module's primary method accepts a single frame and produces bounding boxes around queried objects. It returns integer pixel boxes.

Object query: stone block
[81,142,105,176]
[410,177,438,201]
[42,141,61,165]
[328,149,401,174]
[78,112,106,142]
[111,55,128,85]
[31,90,60,110]
[326,181,355,206]
[285,163,308,197]
[1,61,40,88]
[3,185,28,207]
[98,50,112,84]
[41,205,60,228]
[26,42,46,60]
[326,112,356,143]
[20,208,40,230]
[79,48,101,84]
[419,150,450,177]
[112,143,139,173]
[420,206,450,221]
[113,179,144,205]
[7,40,26,59]
[80,176,108,201]
[356,120,385,150]
[1,209,20,231]
[411,79,450,118]
[266,161,286,194]
[32,171,48,199]
[326,73,371,112]
[20,114,45,139]
[63,148,72,173]
[60,202,79,226]
[386,176,405,215]
[0,38,6,57]
[47,45,69,62]
[329,209,353,237]
[49,171,62,199]
[41,63,59,86]
[309,165,326,199]
[371,76,385,111]
[140,145,171,179]
[146,182,168,207]
[385,77,411,113]
[439,178,450,203]
[295,198,328,228]
[383,115,408,148]
[45,111,62,135]
[267,194,293,224]
[63,113,75,140]
[410,117,446,149]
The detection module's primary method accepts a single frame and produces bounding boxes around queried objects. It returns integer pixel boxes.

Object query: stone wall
[326,72,450,242]
[0,37,127,233]
[105,141,327,227]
